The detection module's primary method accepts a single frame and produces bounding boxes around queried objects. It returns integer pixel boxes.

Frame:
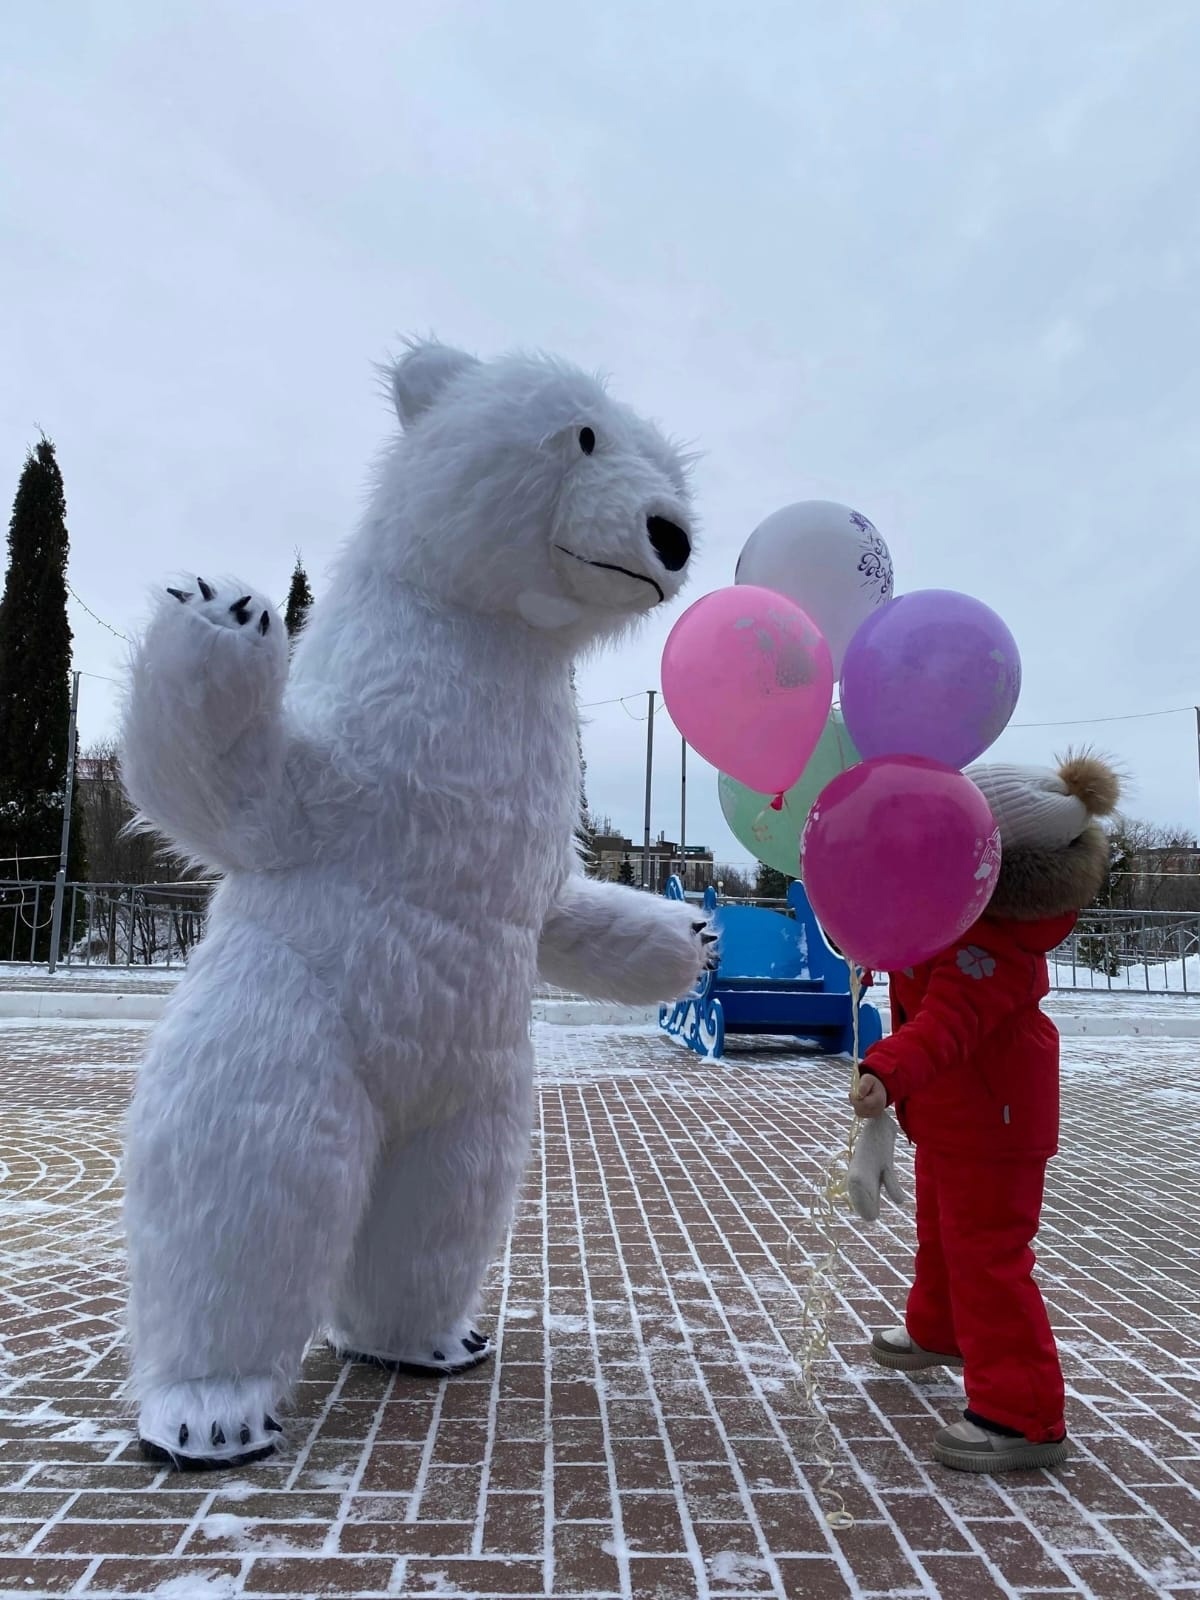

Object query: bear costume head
[366,340,696,642]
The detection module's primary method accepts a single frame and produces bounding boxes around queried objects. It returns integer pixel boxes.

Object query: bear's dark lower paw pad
[335,1322,495,1379]
[139,1436,278,1473]
[137,1386,283,1474]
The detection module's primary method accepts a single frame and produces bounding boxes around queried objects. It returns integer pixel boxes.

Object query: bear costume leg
[125,930,381,1469]
[329,1054,534,1375]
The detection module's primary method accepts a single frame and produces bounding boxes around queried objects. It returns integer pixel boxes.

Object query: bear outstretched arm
[537,874,716,1005]
[121,578,298,872]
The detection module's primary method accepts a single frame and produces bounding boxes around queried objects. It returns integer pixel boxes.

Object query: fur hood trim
[987,821,1112,922]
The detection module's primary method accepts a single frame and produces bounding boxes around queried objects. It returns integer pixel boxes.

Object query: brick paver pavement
[0,1017,1197,1599]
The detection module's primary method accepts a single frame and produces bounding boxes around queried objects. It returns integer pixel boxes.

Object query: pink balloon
[662,585,834,794]
[801,756,1002,971]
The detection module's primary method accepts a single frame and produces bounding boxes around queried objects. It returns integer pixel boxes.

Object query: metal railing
[0,880,214,968]
[1049,910,1199,995]
[2,882,1198,994]
[629,891,1200,996]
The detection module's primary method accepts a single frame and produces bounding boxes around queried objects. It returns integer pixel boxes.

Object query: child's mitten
[847,1112,906,1222]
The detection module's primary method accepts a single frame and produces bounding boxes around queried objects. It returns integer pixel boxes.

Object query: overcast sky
[3,1,1197,869]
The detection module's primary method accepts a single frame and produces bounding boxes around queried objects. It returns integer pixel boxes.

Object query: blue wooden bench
[658,875,883,1062]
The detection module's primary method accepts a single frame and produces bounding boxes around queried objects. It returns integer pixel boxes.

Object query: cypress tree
[284,554,314,641]
[570,666,595,868]
[0,438,85,956]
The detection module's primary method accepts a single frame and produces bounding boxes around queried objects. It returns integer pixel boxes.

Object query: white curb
[1052,1013,1200,1039]
[0,990,166,1022]
[533,1000,659,1026]
[0,992,661,1027]
[1,990,1198,1040]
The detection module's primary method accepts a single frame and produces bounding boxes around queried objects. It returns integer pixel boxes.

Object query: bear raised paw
[121,339,712,1469]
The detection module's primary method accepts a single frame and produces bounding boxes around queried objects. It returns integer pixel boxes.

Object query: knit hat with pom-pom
[965,752,1121,850]
[964,752,1122,921]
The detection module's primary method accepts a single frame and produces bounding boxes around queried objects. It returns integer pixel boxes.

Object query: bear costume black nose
[647,516,691,572]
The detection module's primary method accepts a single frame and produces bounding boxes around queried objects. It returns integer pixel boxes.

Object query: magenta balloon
[801,756,1002,972]
[661,585,834,794]
[841,590,1021,768]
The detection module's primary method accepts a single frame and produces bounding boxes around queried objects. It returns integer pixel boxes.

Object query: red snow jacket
[864,912,1076,1161]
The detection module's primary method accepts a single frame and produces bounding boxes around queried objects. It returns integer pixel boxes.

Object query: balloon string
[783,966,865,1532]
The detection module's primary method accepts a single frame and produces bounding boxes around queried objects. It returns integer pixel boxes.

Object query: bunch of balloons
[661,501,1020,972]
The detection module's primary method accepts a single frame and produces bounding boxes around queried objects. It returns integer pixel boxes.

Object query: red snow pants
[905,1146,1065,1443]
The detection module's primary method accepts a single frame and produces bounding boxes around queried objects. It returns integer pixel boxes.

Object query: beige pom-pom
[1056,749,1121,818]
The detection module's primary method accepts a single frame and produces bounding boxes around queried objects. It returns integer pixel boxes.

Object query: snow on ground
[0,962,184,988]
[1050,950,1200,995]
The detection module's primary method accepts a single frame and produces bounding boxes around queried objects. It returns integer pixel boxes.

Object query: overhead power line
[580,692,1197,731]
[1010,705,1195,730]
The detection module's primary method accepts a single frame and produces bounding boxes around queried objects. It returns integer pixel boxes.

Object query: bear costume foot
[137,1377,283,1472]
[333,1320,493,1378]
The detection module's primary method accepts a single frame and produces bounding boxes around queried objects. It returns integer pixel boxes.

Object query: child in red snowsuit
[851,753,1120,1472]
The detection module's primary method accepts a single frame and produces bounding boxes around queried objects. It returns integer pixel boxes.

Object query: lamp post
[642,689,655,888]
[47,670,81,975]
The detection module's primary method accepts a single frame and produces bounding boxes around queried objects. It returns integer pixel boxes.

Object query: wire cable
[66,582,129,642]
[580,691,1196,730]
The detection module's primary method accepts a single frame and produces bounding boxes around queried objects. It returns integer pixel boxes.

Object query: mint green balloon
[718,711,860,878]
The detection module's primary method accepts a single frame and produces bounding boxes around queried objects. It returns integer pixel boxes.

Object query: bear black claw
[167,587,192,603]
[178,1424,189,1447]
[265,1415,283,1434]
[432,1349,446,1362]
[701,932,718,945]
[230,595,252,625]
[463,1332,487,1354]
[258,610,270,635]
[692,921,706,933]
[239,1424,252,1445]
[198,578,215,601]
[211,1424,225,1447]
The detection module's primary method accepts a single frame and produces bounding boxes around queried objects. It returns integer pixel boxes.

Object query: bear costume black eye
[578,427,596,455]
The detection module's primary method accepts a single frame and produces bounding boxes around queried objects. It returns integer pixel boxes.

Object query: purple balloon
[841,590,1021,768]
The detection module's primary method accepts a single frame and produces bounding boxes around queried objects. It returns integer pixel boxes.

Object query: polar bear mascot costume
[121,340,714,1470]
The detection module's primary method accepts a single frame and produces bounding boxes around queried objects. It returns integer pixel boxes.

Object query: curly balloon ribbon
[784,968,865,1531]
[752,797,789,843]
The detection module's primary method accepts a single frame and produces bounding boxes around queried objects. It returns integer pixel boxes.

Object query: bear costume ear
[390,340,478,427]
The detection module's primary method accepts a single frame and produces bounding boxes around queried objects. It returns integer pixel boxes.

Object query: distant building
[591,830,714,891]
[1117,846,1200,912]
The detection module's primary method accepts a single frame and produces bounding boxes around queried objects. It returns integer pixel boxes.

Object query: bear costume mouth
[554,544,665,604]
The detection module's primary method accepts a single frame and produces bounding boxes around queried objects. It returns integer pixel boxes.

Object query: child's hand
[851,1072,888,1119]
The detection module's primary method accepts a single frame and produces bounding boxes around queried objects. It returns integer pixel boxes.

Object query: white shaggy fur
[121,341,710,1467]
